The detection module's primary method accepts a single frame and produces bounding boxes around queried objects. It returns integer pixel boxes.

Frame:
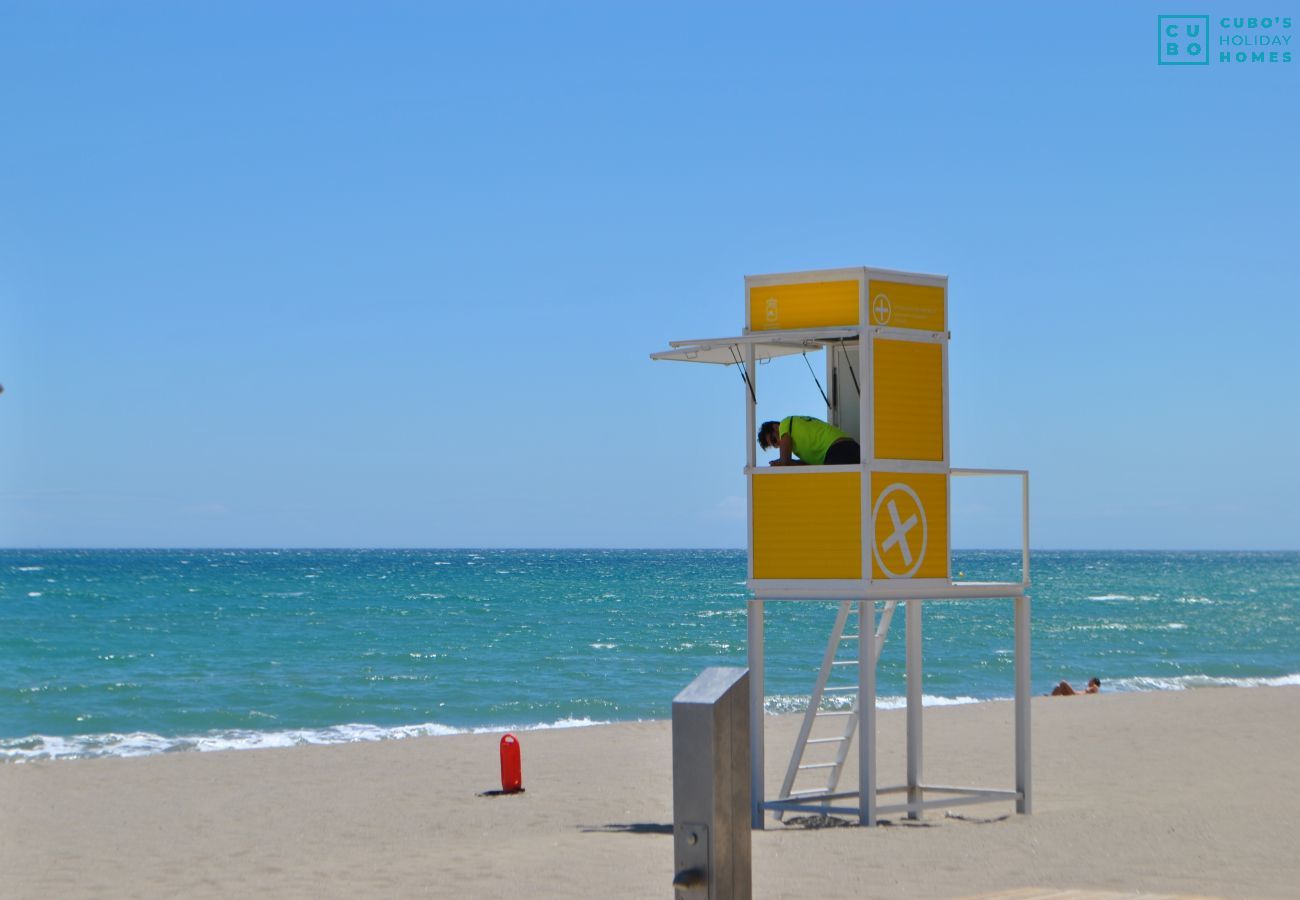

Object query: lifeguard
[757,416,860,467]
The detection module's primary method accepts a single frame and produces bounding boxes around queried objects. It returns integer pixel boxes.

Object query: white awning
[649,326,860,365]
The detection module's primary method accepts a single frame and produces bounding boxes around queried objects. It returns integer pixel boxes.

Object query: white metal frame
[651,266,1031,828]
[750,590,1031,826]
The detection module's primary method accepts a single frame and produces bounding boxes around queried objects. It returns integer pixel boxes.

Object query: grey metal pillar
[673,667,752,900]
[1015,595,1032,814]
[747,600,764,830]
[857,599,877,826]
[905,598,923,819]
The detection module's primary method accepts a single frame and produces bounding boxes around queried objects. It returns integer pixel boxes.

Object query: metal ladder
[774,599,898,820]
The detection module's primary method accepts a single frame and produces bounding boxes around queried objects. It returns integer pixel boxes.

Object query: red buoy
[499,733,522,793]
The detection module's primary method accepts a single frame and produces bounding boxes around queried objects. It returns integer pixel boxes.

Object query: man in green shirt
[757,416,861,466]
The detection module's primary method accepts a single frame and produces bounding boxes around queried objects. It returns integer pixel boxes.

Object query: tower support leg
[748,599,765,829]
[1015,594,1032,814]
[905,598,923,819]
[858,599,877,825]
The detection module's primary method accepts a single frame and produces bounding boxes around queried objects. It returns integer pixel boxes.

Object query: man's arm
[770,432,807,466]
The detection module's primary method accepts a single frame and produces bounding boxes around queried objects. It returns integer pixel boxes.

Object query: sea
[2,549,1297,762]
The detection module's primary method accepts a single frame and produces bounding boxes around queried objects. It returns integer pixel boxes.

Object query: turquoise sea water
[2,549,1297,761]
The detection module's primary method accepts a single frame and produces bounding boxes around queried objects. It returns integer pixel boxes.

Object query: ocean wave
[0,716,611,764]
[8,676,1298,763]
[1109,673,1300,693]
[763,672,1300,714]
[763,693,988,714]
[1070,622,1187,632]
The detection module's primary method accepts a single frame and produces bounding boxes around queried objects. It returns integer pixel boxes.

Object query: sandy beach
[2,685,1297,898]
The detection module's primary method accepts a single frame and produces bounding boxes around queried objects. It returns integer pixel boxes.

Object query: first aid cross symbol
[881,499,917,565]
[873,293,891,324]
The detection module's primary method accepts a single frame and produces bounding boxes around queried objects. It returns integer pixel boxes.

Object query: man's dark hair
[757,421,780,449]
[1088,677,1101,687]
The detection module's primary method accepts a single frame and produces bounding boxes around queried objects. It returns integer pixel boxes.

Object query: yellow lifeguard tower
[652,266,1032,827]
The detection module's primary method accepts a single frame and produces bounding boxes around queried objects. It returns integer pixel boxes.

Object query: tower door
[828,341,861,441]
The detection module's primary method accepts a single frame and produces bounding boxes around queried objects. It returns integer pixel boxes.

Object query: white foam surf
[1109,673,1300,693]
[0,716,611,763]
[763,693,989,715]
[8,674,1298,763]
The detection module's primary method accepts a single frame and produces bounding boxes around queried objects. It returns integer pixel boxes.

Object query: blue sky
[2,2,1297,549]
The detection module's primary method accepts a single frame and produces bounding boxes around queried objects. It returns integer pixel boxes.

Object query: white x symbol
[872,482,929,579]
[881,499,918,565]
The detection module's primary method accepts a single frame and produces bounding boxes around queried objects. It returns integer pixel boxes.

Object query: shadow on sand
[580,823,674,835]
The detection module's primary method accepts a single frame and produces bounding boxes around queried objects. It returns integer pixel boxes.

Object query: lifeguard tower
[651,266,1031,827]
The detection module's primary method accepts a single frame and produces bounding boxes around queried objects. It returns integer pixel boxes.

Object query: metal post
[745,343,757,470]
[673,667,752,900]
[905,598,922,819]
[858,599,877,825]
[1021,473,1031,586]
[747,599,765,830]
[1015,594,1032,814]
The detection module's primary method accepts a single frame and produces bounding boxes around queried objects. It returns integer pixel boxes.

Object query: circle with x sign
[871,482,928,579]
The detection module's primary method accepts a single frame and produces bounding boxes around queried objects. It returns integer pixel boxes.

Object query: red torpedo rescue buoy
[499,734,523,793]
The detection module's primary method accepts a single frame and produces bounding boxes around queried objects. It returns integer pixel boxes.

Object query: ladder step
[840,634,859,640]
[797,762,837,770]
[815,711,853,718]
[789,788,836,798]
[823,686,857,693]
[831,660,856,667]
[806,737,847,745]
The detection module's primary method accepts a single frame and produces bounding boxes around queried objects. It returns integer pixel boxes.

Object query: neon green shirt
[778,416,850,466]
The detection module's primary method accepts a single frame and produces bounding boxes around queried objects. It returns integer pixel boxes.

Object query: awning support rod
[837,341,860,395]
[728,344,757,403]
[802,353,829,407]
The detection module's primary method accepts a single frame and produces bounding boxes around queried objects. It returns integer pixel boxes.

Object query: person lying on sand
[1051,677,1101,696]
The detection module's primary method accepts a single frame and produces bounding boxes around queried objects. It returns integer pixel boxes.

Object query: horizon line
[3,546,1298,554]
